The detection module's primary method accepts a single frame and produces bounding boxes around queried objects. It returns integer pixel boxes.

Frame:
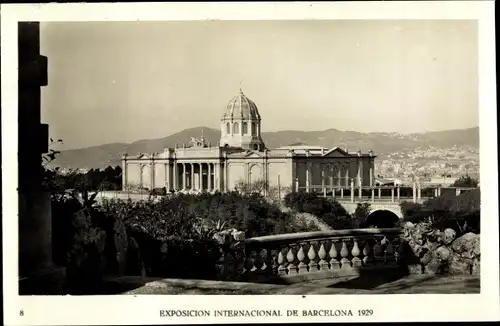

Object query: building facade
[121,90,376,193]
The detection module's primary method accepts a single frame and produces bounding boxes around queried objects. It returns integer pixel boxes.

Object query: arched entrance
[365,210,400,228]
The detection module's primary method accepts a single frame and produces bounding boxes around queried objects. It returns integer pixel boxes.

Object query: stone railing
[216,228,404,283]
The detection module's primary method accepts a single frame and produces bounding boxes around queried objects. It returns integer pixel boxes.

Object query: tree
[451,175,479,188]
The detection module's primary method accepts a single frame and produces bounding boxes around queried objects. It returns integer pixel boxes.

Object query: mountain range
[51,126,479,170]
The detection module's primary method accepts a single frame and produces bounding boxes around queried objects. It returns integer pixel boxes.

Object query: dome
[222,89,261,120]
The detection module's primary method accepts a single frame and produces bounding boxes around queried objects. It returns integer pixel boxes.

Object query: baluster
[317,242,329,271]
[385,238,396,265]
[362,240,374,267]
[351,239,362,268]
[297,243,308,274]
[250,250,259,272]
[287,246,298,275]
[308,242,319,273]
[268,249,279,276]
[243,251,254,275]
[329,240,340,269]
[277,250,287,276]
[373,238,384,264]
[253,249,265,275]
[340,239,351,269]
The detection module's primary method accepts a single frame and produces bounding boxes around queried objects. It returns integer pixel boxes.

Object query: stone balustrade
[217,228,404,283]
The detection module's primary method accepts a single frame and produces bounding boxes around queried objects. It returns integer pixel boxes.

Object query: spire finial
[239,80,243,94]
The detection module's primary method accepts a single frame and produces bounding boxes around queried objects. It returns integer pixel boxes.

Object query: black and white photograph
[3,1,499,324]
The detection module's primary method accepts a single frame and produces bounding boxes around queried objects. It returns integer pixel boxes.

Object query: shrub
[283,190,351,228]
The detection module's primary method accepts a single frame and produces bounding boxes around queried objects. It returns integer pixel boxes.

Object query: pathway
[105,275,480,295]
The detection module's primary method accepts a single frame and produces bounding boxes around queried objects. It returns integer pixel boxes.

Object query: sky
[40,20,478,150]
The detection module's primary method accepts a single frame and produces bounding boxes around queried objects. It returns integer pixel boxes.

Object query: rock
[451,232,478,254]
[443,228,456,245]
[424,240,440,252]
[472,259,480,276]
[473,235,480,256]
[449,253,472,275]
[435,246,451,261]
[407,264,423,274]
[420,250,433,265]
[425,255,443,275]
[404,222,415,230]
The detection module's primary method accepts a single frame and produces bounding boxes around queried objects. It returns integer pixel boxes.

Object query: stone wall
[402,222,480,276]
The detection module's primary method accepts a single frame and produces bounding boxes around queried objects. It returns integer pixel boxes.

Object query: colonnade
[173,162,223,192]
[301,161,374,192]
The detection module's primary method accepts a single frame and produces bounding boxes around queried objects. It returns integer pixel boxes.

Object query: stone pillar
[371,188,375,203]
[391,187,395,203]
[330,175,335,199]
[18,22,65,294]
[350,179,355,202]
[208,163,212,191]
[173,162,177,191]
[369,165,374,187]
[417,183,422,202]
[306,163,311,193]
[397,186,400,202]
[189,163,194,190]
[337,168,341,187]
[295,178,299,193]
[122,156,128,190]
[165,163,169,190]
[456,188,461,196]
[225,160,229,192]
[437,186,442,197]
[345,166,350,187]
[182,163,187,190]
[378,188,382,199]
[150,162,154,189]
[199,163,203,190]
[321,165,326,197]
[340,187,344,199]
[412,181,417,203]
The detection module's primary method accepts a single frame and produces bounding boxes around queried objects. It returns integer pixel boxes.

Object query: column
[417,183,422,201]
[371,188,375,203]
[345,165,350,187]
[306,163,310,193]
[150,162,154,189]
[330,175,335,199]
[337,168,341,187]
[165,163,169,190]
[391,187,395,203]
[378,188,381,199]
[122,157,128,190]
[295,178,299,193]
[369,165,374,187]
[321,165,326,197]
[412,181,417,203]
[190,163,194,190]
[173,162,177,191]
[208,163,212,191]
[225,160,229,192]
[198,163,203,190]
[350,179,355,202]
[456,188,461,196]
[437,186,441,197]
[397,186,400,202]
[182,163,186,190]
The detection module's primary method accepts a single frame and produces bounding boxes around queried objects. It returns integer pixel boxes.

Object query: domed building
[121,90,376,197]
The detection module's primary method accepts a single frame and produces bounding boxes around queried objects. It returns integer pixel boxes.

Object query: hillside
[50,127,479,169]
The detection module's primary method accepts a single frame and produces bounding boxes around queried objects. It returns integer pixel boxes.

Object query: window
[242,122,248,134]
[253,144,259,150]
[252,122,257,136]
[233,122,239,134]
[226,122,230,134]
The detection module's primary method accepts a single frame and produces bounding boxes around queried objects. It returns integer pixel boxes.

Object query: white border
[2,1,498,324]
